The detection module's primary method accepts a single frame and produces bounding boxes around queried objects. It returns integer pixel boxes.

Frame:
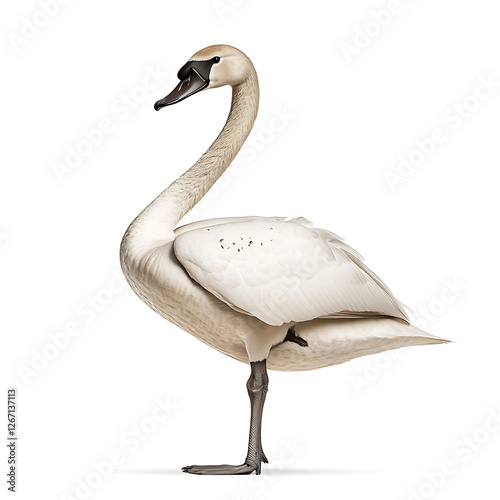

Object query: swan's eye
[181,80,189,88]
[212,56,221,64]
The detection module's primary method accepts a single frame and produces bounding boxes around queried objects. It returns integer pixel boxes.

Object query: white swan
[120,44,448,475]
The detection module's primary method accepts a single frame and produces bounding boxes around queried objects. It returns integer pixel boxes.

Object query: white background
[2,0,500,499]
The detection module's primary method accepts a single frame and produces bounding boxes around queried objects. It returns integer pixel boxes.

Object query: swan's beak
[154,69,208,110]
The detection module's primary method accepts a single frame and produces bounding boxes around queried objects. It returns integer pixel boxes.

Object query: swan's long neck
[122,71,259,257]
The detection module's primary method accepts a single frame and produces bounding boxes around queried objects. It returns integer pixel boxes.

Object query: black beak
[154,68,209,110]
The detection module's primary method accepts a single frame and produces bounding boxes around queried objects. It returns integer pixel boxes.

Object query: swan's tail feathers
[402,322,451,346]
[267,317,451,371]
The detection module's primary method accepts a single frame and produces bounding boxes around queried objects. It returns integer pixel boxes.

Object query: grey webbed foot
[182,462,260,475]
[182,445,267,475]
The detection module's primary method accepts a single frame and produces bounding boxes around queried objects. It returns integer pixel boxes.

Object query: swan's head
[154,44,254,110]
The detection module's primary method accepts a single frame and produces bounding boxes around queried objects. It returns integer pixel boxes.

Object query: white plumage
[121,45,448,371]
[120,44,449,475]
[174,216,408,326]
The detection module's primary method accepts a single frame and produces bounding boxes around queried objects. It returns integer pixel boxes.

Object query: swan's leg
[244,359,269,471]
[182,360,269,475]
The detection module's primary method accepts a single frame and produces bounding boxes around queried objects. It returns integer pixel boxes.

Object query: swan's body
[120,45,448,474]
[122,215,444,371]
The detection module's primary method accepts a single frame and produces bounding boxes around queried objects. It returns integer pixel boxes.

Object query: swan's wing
[173,217,409,326]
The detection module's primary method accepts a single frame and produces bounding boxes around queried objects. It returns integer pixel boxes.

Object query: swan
[120,44,449,475]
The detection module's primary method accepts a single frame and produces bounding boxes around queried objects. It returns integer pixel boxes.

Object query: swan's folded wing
[173,218,409,326]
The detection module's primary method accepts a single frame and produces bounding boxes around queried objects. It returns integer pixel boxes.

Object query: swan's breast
[120,240,254,363]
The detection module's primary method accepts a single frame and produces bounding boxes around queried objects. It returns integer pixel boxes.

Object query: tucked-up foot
[284,326,308,347]
[182,462,260,475]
